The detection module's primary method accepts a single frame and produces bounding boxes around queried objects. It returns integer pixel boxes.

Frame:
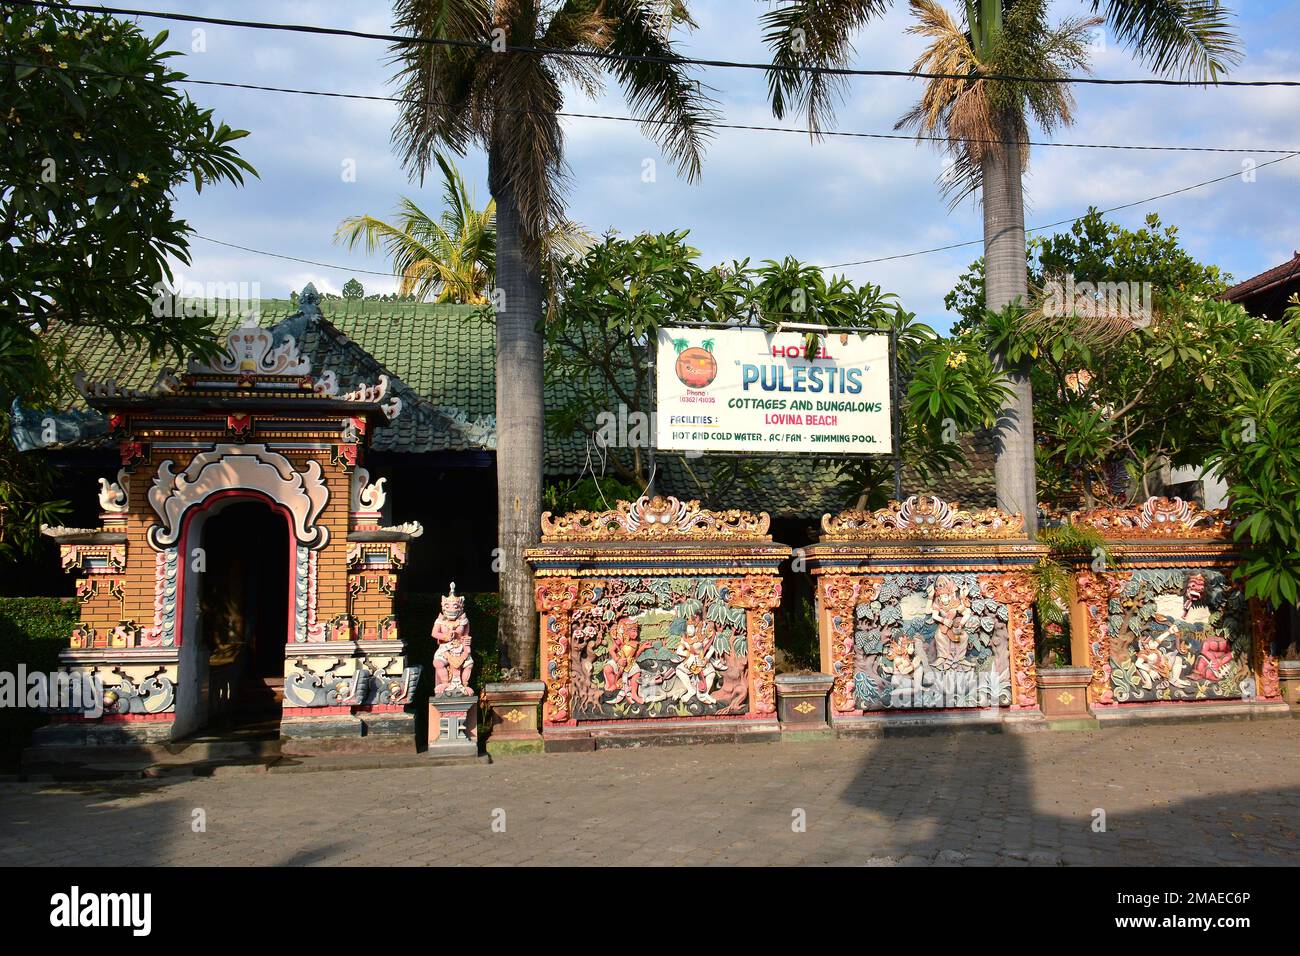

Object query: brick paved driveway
[3,720,1297,866]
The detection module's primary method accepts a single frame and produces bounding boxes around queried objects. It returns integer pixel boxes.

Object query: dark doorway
[199,500,291,733]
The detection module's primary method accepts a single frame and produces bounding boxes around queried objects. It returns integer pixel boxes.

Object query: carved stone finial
[1068,496,1232,539]
[820,495,1025,540]
[97,469,129,514]
[299,282,322,319]
[349,467,388,514]
[540,494,771,541]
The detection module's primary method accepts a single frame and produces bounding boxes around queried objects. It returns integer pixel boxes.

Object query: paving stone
[2,720,1298,866]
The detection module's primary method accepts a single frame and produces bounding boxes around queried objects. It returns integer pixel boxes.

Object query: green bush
[0,597,77,766]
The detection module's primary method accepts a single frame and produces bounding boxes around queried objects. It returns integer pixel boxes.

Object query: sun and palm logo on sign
[672,336,716,388]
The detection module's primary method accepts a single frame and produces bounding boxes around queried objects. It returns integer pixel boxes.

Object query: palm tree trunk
[982,118,1039,535]
[489,150,544,678]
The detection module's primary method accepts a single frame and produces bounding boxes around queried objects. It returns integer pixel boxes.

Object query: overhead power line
[819,152,1300,268]
[190,151,1298,278]
[11,0,1300,88]
[7,58,1296,156]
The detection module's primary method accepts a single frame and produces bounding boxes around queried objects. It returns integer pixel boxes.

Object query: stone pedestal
[482,681,545,755]
[1037,666,1097,729]
[775,673,834,736]
[427,693,478,758]
[1280,661,1300,711]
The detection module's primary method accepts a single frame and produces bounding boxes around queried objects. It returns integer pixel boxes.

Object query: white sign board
[654,326,893,454]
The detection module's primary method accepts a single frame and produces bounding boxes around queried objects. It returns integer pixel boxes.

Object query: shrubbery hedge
[0,597,77,766]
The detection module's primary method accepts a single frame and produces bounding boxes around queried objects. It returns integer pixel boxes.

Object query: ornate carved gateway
[526,496,789,749]
[38,311,423,752]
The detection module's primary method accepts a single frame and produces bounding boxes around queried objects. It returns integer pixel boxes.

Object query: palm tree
[336,152,497,303]
[761,0,1238,531]
[389,0,716,677]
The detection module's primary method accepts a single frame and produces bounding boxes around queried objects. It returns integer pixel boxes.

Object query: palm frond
[485,51,568,255]
[760,0,893,132]
[588,0,719,181]
[1091,0,1241,81]
[389,0,493,180]
[894,0,992,203]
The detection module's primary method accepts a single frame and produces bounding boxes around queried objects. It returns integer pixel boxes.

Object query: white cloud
[141,0,1299,331]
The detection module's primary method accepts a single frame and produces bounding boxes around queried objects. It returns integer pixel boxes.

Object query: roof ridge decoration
[820,495,1026,540]
[74,310,402,421]
[1068,496,1232,539]
[74,368,181,401]
[188,321,313,378]
[540,494,772,541]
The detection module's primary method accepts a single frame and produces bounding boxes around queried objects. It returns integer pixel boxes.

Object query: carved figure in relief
[432,582,473,695]
[927,575,973,670]
[670,620,722,705]
[882,631,926,704]
[602,619,645,705]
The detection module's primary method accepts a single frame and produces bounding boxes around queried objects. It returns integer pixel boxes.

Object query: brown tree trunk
[981,117,1039,535]
[489,147,544,678]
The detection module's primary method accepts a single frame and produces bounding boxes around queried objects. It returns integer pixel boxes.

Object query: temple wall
[525,496,790,748]
[1065,498,1283,711]
[806,497,1046,726]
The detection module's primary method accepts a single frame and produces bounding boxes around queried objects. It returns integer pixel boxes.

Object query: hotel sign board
[654,326,893,455]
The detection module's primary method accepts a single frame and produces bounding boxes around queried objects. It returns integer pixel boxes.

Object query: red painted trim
[356,704,406,713]
[175,489,298,649]
[282,705,352,717]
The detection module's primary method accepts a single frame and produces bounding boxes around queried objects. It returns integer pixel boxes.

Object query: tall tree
[1,5,254,558]
[389,0,716,676]
[761,0,1239,531]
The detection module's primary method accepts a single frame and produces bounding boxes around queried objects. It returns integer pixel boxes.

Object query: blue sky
[141,0,1300,333]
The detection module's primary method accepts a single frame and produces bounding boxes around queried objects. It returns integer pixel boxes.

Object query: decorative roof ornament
[540,494,771,541]
[188,322,314,378]
[75,314,399,417]
[298,282,323,321]
[349,468,388,514]
[75,369,181,401]
[1069,496,1232,539]
[820,495,1026,540]
[97,469,129,513]
[41,524,113,541]
[376,521,424,538]
[341,374,401,420]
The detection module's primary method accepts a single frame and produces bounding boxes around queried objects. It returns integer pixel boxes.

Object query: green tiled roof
[46,297,499,454]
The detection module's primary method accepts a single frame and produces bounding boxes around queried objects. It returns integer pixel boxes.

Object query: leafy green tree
[545,231,752,492]
[948,209,1231,332]
[761,0,1239,529]
[951,210,1243,508]
[0,5,254,558]
[1209,301,1300,609]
